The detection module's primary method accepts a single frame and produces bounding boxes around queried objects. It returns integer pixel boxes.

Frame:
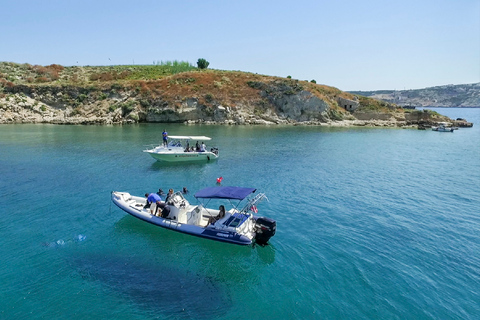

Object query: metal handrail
[240,193,268,214]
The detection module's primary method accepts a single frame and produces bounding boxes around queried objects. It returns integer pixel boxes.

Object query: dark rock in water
[70,254,230,319]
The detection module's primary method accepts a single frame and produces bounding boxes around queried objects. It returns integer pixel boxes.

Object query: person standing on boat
[144,192,162,209]
[200,142,206,152]
[162,129,168,147]
[195,141,200,151]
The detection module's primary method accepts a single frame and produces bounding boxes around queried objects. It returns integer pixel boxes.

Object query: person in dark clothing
[165,188,174,204]
[157,202,171,218]
[207,205,226,226]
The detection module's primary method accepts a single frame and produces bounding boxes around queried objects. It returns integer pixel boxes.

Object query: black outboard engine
[254,217,276,246]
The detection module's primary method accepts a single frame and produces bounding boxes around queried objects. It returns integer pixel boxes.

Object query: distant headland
[0,61,472,127]
[350,83,480,108]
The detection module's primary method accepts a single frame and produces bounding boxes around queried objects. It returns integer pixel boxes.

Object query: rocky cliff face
[0,82,341,125]
[350,83,480,108]
[0,63,455,126]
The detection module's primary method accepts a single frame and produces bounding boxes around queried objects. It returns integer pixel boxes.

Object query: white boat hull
[111,192,254,245]
[144,135,219,162]
[432,127,454,132]
[145,150,219,162]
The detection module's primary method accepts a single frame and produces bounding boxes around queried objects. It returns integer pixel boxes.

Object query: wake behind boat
[144,135,219,162]
[111,186,276,246]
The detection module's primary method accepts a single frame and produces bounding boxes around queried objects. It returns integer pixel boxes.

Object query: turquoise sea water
[1,108,479,319]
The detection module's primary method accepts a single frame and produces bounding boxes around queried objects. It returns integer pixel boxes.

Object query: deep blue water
[1,108,479,319]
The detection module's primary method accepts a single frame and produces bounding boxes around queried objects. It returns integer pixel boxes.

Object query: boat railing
[144,141,184,150]
[240,193,268,215]
[144,144,159,150]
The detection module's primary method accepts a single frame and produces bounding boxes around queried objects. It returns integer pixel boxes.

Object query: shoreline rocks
[0,84,463,128]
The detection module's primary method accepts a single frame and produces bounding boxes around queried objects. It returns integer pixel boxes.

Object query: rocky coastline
[0,63,469,128]
[0,88,465,128]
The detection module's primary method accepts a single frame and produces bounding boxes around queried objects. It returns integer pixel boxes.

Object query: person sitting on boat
[184,141,190,152]
[165,189,174,204]
[162,129,168,147]
[195,141,200,151]
[206,205,226,226]
[144,192,162,209]
[156,202,171,218]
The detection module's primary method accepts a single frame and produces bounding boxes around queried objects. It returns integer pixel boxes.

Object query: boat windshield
[222,212,249,228]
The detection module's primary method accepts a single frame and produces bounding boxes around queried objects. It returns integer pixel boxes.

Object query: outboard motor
[254,217,276,246]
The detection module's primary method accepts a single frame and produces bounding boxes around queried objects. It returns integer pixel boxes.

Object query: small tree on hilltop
[197,58,210,69]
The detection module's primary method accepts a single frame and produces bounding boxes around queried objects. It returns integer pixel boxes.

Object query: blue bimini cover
[194,186,256,200]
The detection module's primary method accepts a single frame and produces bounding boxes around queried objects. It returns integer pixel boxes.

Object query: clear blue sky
[1,0,479,91]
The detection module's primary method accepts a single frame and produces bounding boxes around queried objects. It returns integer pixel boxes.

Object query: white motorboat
[144,135,219,162]
[111,186,276,246]
[432,122,454,132]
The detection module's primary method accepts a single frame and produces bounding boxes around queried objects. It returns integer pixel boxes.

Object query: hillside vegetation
[0,61,452,126]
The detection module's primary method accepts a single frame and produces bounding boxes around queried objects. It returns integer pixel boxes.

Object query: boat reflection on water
[69,252,231,319]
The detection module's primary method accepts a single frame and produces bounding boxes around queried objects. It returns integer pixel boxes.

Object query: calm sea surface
[1,108,479,319]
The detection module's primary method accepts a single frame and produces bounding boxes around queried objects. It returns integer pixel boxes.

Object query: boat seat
[211,214,231,228]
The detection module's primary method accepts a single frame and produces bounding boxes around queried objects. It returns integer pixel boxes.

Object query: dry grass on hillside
[0,62,360,113]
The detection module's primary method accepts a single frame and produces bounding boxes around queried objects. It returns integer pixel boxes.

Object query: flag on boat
[250,205,258,213]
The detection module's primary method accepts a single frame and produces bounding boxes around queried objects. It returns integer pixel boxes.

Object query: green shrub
[197,58,210,69]
[205,93,214,102]
[139,99,151,108]
[108,104,119,113]
[246,81,264,90]
[121,101,136,115]
[77,94,87,102]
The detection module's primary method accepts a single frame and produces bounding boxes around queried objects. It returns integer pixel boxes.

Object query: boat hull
[432,127,454,132]
[145,151,219,162]
[111,192,251,245]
